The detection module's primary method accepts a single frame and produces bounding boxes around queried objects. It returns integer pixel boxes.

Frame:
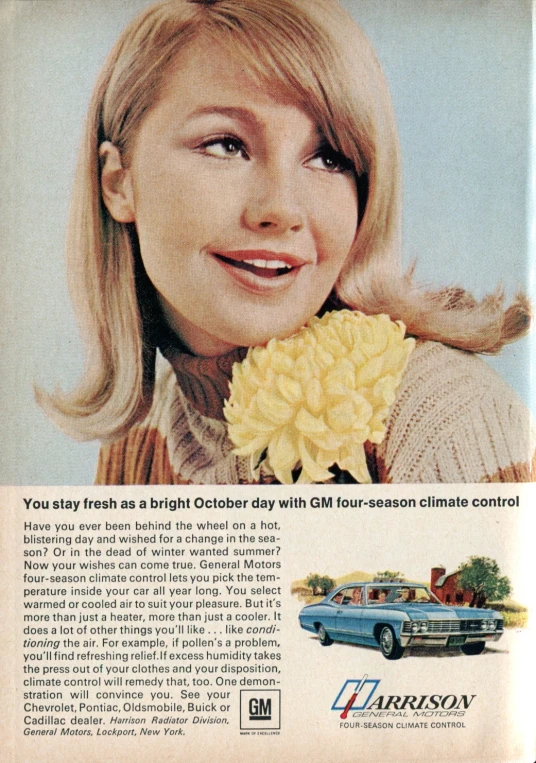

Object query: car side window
[334,588,353,606]
[348,586,363,606]
[368,587,393,603]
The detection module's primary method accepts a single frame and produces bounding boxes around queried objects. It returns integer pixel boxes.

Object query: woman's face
[105,39,358,356]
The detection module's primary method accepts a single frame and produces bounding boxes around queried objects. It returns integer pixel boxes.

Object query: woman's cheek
[313,183,358,263]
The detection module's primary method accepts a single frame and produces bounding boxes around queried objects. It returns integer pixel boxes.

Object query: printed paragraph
[21,513,282,738]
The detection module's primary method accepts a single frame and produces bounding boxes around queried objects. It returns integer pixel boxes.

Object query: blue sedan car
[299,582,503,659]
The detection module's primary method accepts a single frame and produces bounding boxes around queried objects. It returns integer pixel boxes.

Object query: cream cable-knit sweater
[95,341,535,484]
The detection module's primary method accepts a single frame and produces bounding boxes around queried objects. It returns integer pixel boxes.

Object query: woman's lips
[216,254,291,278]
[211,249,308,291]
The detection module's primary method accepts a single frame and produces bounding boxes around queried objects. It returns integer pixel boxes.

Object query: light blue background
[1,0,533,484]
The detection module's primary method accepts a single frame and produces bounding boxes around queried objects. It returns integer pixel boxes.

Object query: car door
[335,586,365,644]
[319,590,345,632]
[359,585,394,644]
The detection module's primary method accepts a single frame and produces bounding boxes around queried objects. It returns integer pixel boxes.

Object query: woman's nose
[243,166,305,234]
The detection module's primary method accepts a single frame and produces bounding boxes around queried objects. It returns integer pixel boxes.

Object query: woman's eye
[309,146,353,173]
[201,137,248,159]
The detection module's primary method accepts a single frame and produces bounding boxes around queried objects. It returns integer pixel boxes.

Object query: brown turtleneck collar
[161,344,248,422]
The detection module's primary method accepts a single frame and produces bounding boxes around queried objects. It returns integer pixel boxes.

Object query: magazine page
[1,1,535,762]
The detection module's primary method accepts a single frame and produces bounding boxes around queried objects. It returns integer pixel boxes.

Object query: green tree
[306,573,335,596]
[306,573,322,595]
[317,575,336,595]
[457,556,512,608]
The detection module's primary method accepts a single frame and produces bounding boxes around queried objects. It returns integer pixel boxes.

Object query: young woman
[38,0,534,484]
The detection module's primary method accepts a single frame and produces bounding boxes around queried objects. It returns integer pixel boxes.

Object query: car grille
[402,619,503,634]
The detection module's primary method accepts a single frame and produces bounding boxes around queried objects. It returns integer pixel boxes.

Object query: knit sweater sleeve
[374,341,536,483]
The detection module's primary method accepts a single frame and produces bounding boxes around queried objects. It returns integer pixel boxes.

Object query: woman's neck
[158,295,239,357]
[161,343,248,421]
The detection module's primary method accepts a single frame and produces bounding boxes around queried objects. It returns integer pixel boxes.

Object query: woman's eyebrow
[184,105,262,128]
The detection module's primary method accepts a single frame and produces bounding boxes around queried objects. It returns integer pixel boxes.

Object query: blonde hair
[38,0,531,442]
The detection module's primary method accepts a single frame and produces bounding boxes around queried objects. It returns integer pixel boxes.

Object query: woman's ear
[99,141,135,223]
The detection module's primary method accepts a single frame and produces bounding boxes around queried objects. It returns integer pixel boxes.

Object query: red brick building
[430,566,472,606]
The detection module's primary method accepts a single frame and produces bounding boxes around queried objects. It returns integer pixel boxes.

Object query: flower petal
[304,377,325,415]
[268,427,299,471]
[297,436,333,483]
[294,408,327,435]
[275,374,303,405]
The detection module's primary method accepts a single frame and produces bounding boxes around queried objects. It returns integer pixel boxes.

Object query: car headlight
[480,620,488,631]
[410,621,428,634]
[488,619,497,631]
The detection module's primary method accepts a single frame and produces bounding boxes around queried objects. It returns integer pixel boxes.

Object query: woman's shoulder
[375,340,535,483]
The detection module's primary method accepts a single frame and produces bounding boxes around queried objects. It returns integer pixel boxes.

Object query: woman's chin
[226,321,308,351]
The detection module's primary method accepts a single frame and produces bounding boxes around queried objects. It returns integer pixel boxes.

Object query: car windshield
[367,586,441,605]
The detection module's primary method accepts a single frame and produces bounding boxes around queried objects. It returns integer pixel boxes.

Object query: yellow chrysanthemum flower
[224,311,415,484]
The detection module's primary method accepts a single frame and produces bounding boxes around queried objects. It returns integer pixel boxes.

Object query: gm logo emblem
[240,690,281,730]
[249,697,271,721]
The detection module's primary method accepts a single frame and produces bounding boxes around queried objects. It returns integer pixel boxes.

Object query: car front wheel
[379,626,404,660]
[317,624,333,646]
[461,642,485,656]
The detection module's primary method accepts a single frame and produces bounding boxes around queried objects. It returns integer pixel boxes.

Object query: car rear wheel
[461,642,485,656]
[379,626,404,660]
[317,624,333,646]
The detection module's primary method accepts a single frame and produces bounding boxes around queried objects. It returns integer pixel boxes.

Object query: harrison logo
[240,690,281,731]
[332,677,476,720]
[332,676,380,717]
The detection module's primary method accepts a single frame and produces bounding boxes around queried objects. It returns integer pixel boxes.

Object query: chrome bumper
[400,631,503,648]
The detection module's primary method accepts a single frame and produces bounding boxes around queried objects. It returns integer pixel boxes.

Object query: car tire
[379,626,404,660]
[461,642,486,656]
[317,624,333,646]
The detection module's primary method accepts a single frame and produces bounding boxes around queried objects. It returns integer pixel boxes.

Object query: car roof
[330,582,427,593]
